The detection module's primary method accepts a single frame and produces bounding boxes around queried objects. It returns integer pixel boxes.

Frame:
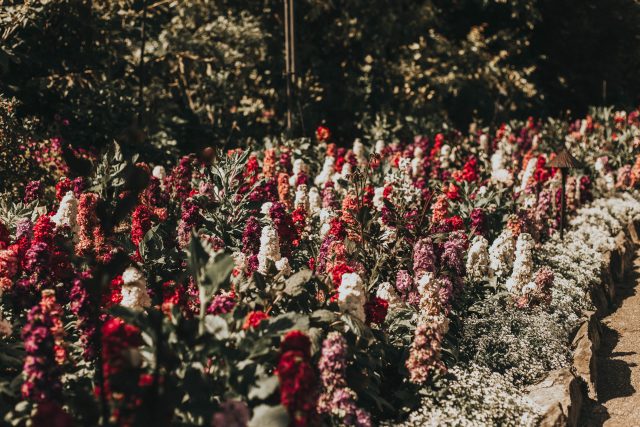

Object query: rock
[600,251,616,305]
[626,221,640,245]
[571,312,601,400]
[526,369,584,427]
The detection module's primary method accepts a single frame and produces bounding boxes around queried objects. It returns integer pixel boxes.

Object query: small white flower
[52,191,79,238]
[257,225,281,275]
[375,140,385,155]
[308,187,322,216]
[466,235,491,282]
[338,273,367,322]
[152,165,166,180]
[275,257,291,276]
[121,266,151,310]
[315,157,335,186]
[376,282,401,309]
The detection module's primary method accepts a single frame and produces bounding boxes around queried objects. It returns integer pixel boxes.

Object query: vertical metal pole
[284,0,293,131]
[138,0,148,123]
[560,169,566,240]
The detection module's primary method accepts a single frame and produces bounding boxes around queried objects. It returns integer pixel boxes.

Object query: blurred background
[1,0,639,156]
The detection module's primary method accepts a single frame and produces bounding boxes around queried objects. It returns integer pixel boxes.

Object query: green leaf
[248,375,279,400]
[249,405,289,427]
[204,315,229,340]
[283,269,312,297]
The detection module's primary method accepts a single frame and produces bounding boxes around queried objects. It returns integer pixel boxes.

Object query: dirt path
[587,253,640,426]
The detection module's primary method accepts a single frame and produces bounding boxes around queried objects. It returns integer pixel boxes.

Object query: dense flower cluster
[1,108,640,426]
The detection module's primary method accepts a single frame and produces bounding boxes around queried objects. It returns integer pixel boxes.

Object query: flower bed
[1,108,640,426]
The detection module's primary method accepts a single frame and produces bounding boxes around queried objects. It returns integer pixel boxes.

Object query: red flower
[365,297,389,325]
[281,330,311,358]
[446,215,464,231]
[243,311,269,330]
[316,126,330,142]
[444,183,460,201]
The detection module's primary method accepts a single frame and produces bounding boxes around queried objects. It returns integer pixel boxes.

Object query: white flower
[152,165,166,180]
[376,282,401,309]
[315,157,335,186]
[289,159,307,186]
[257,225,281,274]
[121,266,151,310]
[338,273,367,322]
[375,140,385,155]
[294,185,309,211]
[519,157,537,191]
[52,191,79,238]
[275,257,292,276]
[260,202,273,215]
[373,187,385,210]
[308,187,322,216]
[489,229,515,279]
[353,138,366,166]
[466,235,491,282]
[505,233,534,293]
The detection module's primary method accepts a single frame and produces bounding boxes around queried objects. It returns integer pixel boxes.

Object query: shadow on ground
[582,267,639,426]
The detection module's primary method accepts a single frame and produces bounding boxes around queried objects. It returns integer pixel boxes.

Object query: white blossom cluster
[488,229,515,280]
[338,272,367,322]
[257,224,290,276]
[121,266,151,310]
[388,364,539,427]
[51,191,80,239]
[465,235,491,282]
[505,233,535,294]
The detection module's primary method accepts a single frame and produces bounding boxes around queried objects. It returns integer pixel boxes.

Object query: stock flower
[178,199,204,248]
[441,231,467,276]
[338,273,367,322]
[51,191,79,238]
[505,233,534,293]
[21,290,65,403]
[243,310,269,330]
[470,208,485,234]
[316,126,330,141]
[413,238,435,276]
[69,271,100,361]
[376,282,402,309]
[207,290,237,315]
[24,180,42,203]
[431,194,449,224]
[466,235,491,282]
[406,315,449,384]
[317,332,372,427]
[269,202,299,258]
[489,229,515,279]
[131,204,153,247]
[257,224,281,274]
[277,330,317,427]
[365,297,389,325]
[120,266,151,310]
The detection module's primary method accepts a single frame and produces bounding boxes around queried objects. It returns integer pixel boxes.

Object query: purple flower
[413,238,435,276]
[24,181,42,203]
[317,332,372,427]
[441,231,467,276]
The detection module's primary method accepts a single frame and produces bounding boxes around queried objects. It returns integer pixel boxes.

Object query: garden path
[587,251,640,426]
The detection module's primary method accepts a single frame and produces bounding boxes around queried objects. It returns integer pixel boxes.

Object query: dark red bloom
[316,126,330,142]
[365,297,389,325]
[281,330,311,358]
